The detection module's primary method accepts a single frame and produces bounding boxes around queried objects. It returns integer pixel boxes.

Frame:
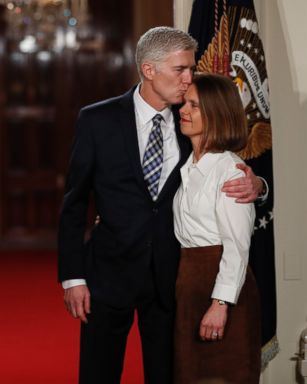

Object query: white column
[173,0,193,31]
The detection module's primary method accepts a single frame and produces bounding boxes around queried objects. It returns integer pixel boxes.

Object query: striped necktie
[142,114,164,201]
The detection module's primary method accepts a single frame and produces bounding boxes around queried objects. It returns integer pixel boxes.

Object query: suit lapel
[119,87,152,199]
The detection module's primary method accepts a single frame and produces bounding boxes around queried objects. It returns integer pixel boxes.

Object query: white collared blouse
[173,151,255,304]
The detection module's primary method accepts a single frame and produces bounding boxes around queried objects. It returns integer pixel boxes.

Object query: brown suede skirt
[174,245,261,384]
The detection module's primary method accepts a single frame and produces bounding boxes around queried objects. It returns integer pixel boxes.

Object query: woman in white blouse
[173,73,261,384]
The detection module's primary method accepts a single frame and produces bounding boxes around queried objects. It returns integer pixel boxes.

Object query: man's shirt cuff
[62,279,87,289]
[257,177,269,203]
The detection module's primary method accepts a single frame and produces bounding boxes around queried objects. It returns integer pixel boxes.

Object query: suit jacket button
[152,208,158,214]
[147,240,152,247]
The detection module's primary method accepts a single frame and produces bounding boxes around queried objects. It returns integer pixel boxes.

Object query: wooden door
[0,1,134,248]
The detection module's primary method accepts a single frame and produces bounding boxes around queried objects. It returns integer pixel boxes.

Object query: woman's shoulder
[217,150,244,164]
[214,151,246,180]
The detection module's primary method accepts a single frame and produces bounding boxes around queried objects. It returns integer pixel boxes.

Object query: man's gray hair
[135,26,198,81]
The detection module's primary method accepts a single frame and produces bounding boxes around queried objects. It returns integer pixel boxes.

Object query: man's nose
[182,69,193,84]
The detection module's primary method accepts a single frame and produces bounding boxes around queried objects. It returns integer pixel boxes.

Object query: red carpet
[0,251,143,384]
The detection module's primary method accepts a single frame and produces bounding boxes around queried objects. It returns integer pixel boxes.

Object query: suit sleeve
[58,109,95,282]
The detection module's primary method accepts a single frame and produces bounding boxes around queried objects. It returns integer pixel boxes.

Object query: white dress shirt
[133,84,180,193]
[62,85,180,289]
[173,151,255,304]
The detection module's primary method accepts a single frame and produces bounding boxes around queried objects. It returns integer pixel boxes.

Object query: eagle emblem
[197,6,272,160]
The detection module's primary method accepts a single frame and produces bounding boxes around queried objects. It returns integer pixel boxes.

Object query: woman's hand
[199,299,228,341]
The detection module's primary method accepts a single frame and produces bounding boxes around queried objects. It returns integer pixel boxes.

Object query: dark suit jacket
[58,86,191,309]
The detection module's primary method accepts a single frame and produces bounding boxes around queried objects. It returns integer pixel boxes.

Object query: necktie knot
[152,113,163,126]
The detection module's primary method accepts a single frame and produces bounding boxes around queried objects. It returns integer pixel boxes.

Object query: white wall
[258,1,307,382]
[174,1,307,383]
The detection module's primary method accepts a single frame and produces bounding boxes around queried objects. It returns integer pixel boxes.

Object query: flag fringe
[261,335,280,370]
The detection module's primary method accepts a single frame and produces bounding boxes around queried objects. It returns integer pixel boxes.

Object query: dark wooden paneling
[0,0,173,249]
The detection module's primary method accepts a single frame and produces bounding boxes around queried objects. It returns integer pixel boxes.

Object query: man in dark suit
[58,27,265,384]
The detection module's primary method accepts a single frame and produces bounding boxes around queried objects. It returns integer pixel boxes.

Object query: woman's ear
[141,62,156,80]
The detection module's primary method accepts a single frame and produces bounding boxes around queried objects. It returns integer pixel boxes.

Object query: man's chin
[172,95,184,105]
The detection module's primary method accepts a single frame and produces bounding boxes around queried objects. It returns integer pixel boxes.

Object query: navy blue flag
[188,0,279,367]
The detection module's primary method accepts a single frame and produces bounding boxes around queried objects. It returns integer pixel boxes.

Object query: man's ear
[141,62,156,80]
